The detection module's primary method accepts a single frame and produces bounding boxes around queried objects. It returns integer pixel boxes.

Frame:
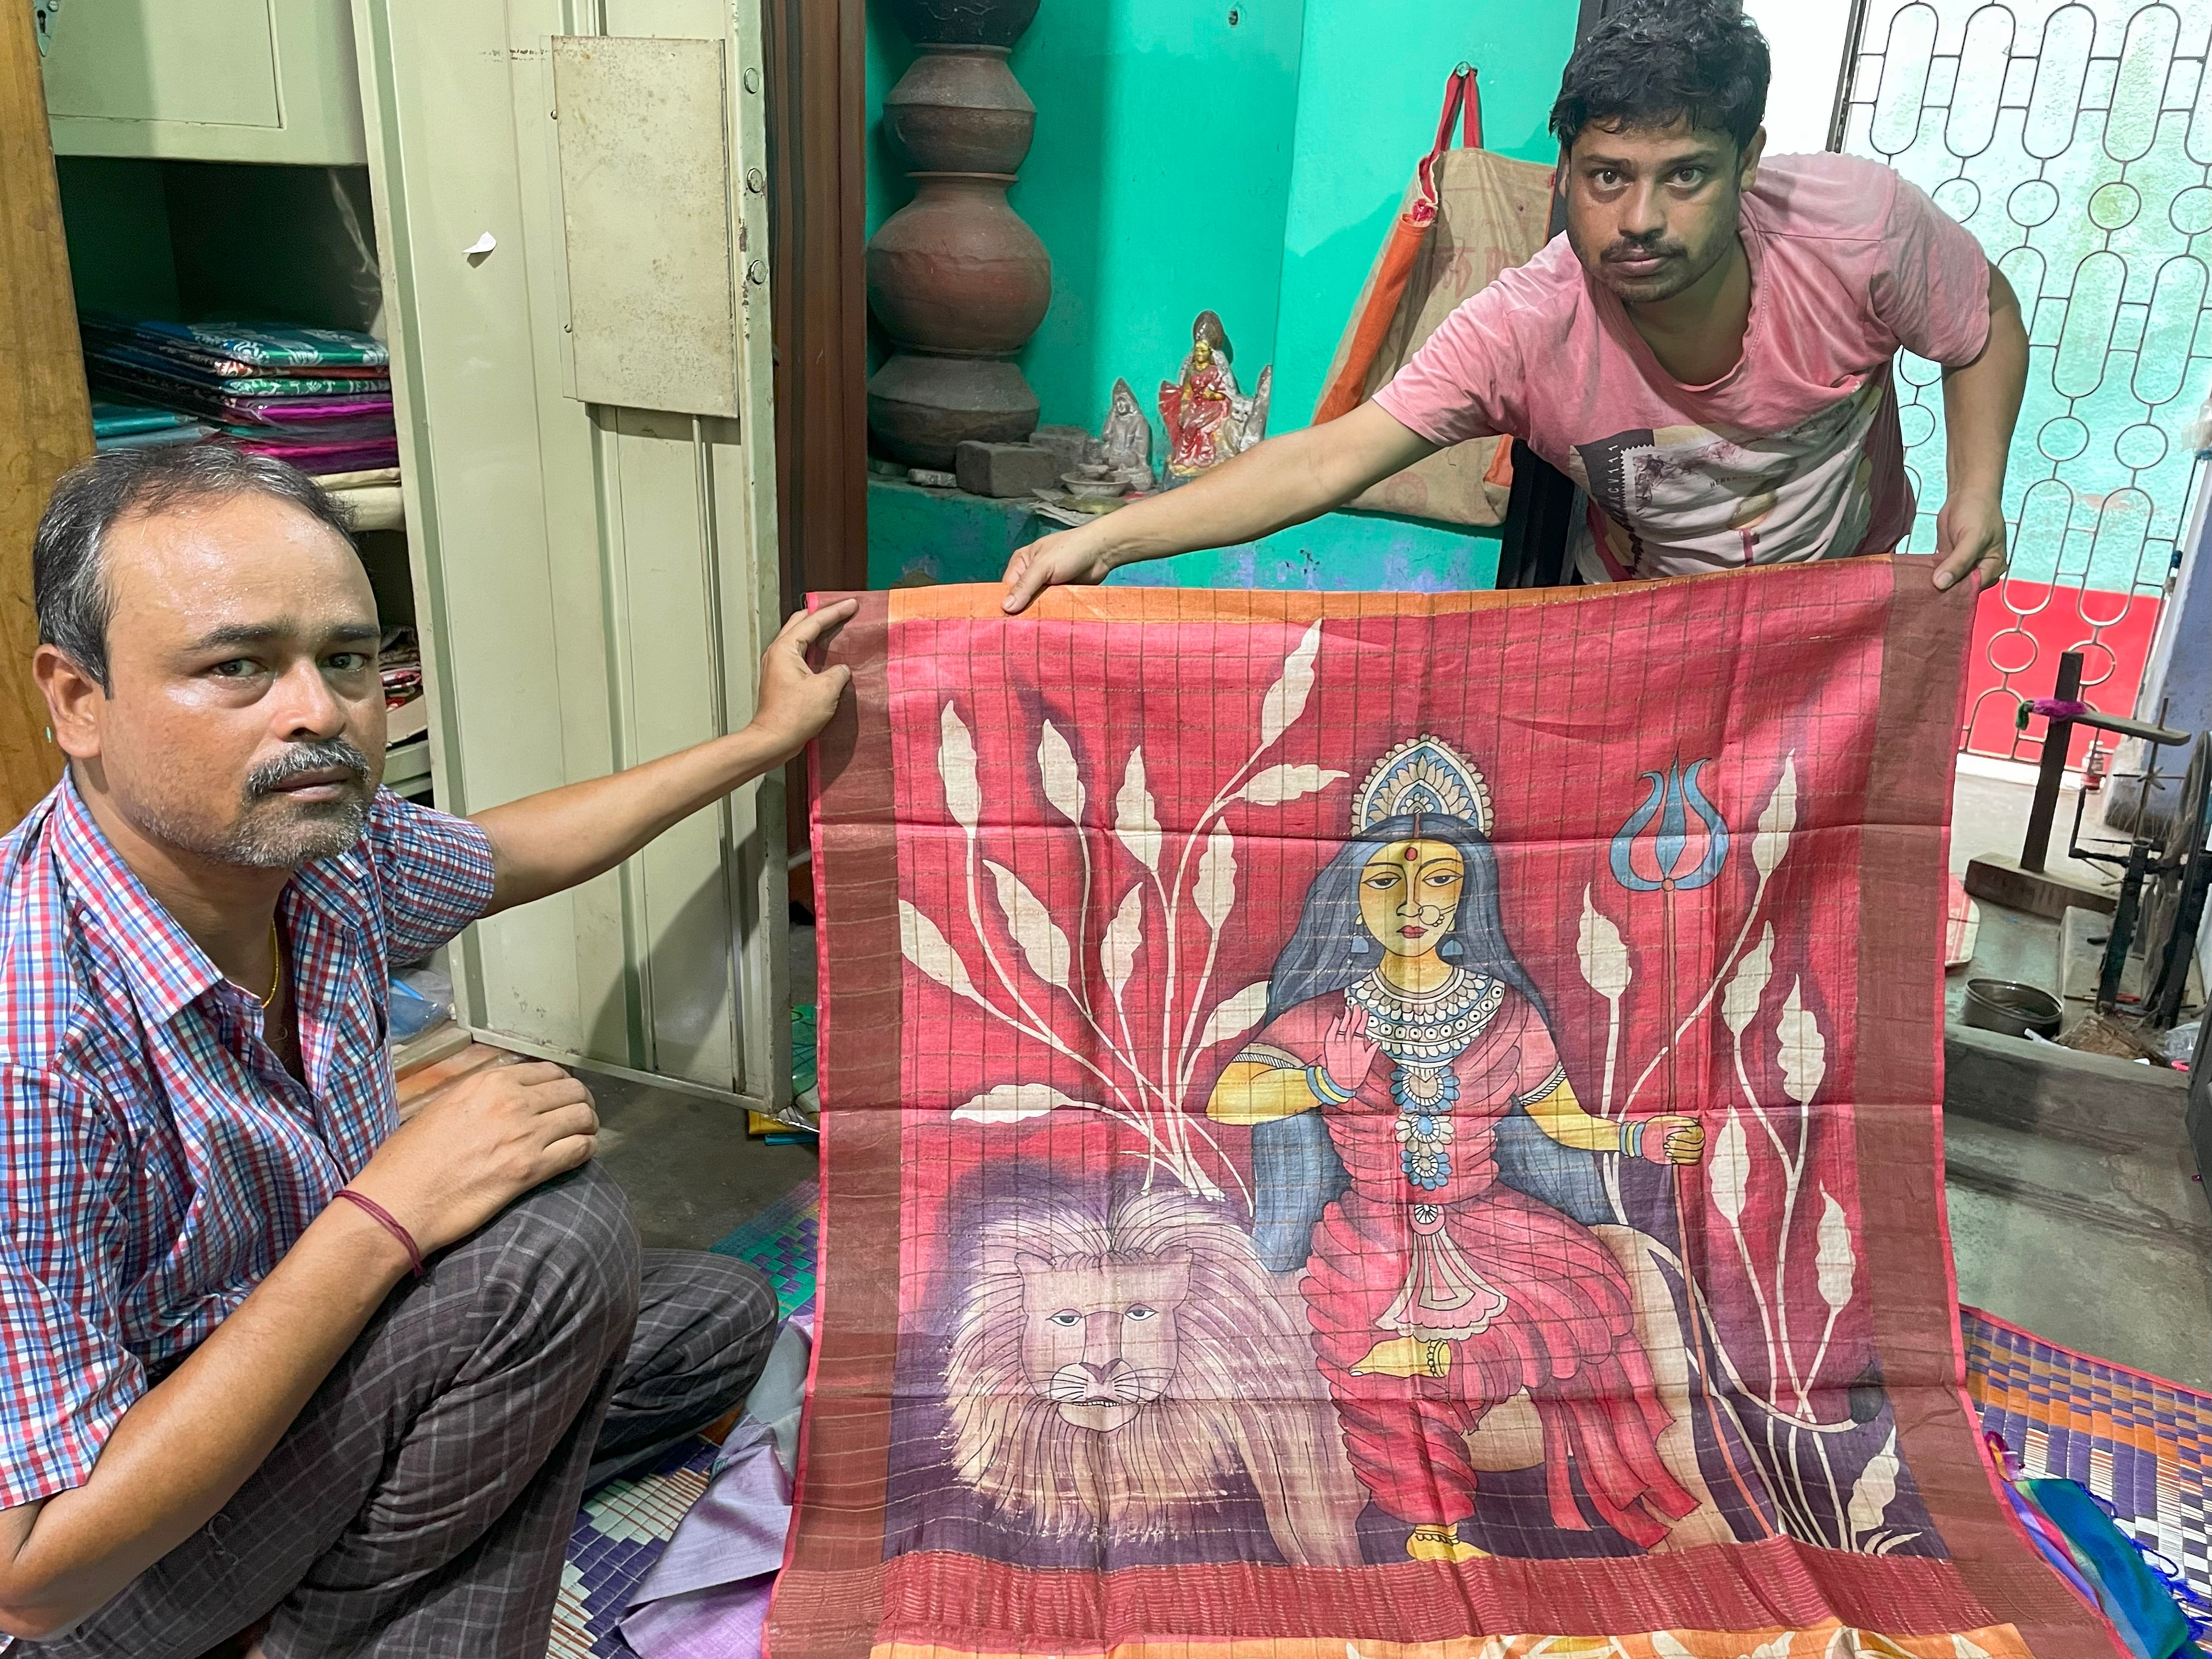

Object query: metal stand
[2015,650,2186,874]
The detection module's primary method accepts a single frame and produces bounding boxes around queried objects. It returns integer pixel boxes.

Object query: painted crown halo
[1353,735,1493,836]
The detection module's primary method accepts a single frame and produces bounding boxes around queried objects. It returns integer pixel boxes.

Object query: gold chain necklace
[241,918,282,1009]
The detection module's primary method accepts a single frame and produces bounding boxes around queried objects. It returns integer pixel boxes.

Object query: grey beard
[140,738,376,871]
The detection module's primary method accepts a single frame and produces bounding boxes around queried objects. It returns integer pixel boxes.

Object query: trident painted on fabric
[782,563,2119,1659]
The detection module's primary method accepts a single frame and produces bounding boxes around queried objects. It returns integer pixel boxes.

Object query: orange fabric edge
[887,555,1917,625]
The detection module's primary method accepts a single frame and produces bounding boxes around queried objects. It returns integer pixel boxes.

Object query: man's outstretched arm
[1001,402,1437,613]
[1933,263,2028,593]
[471,599,856,916]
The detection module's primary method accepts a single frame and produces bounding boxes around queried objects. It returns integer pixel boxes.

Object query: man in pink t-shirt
[1003,0,2028,611]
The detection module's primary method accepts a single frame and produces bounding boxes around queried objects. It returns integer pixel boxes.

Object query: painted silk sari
[777,560,2121,1659]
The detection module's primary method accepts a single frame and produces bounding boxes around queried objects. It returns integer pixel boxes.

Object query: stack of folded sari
[80,316,396,477]
[91,402,212,453]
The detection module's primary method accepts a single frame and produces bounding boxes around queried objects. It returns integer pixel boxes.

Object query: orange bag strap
[1314,64,1484,425]
[1414,64,1483,222]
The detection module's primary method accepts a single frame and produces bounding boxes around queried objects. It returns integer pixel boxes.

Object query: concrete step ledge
[1943,1022,2188,1152]
[1940,1112,2211,1249]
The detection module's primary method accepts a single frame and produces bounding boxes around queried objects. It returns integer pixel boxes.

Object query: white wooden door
[352,0,787,1109]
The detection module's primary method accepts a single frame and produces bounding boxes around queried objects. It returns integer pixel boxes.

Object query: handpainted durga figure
[1208,736,1709,1561]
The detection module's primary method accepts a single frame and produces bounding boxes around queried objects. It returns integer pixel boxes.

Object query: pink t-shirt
[1374,153,1993,582]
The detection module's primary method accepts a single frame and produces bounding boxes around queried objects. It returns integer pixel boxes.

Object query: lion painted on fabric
[941,1171,1364,1567]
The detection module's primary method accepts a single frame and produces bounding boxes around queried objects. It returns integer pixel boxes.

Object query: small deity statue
[1101,377,1154,489]
[1160,311,1273,479]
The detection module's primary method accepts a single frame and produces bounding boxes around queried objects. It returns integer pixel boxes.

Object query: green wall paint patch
[866,479,1501,594]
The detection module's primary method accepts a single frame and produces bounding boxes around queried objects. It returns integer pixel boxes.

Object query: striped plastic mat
[1964,1303,2209,1609]
[550,1182,820,1658]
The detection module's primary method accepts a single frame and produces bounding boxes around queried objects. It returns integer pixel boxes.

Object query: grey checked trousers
[24,1161,779,1659]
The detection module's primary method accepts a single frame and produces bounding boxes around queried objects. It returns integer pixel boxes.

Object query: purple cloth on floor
[620,1313,813,1659]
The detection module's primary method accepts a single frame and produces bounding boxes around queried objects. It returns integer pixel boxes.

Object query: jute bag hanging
[1313,65,1554,526]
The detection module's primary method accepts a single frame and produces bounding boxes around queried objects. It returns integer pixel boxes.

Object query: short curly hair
[1549,0,1771,155]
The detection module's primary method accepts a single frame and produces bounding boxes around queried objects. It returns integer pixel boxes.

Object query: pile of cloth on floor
[618,1311,813,1658]
[82,315,395,476]
[1988,1434,2207,1659]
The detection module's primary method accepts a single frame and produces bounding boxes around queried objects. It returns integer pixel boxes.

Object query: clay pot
[866,0,1048,470]
[867,355,1040,467]
[866,173,1051,356]
[882,0,1040,49]
[884,47,1035,174]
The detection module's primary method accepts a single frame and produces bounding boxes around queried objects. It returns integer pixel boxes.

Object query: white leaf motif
[1753,752,1798,878]
[1114,748,1161,872]
[1651,1637,1695,1659]
[984,860,1072,990]
[1194,826,1237,933]
[1871,1530,1921,1556]
[1101,884,1144,1000]
[1036,723,1085,824]
[1256,620,1324,749]
[1722,922,1775,1037]
[1778,979,1827,1105]
[1815,1188,1855,1312]
[1846,1428,1901,1545]
[1711,1110,1750,1224]
[1951,1637,1994,1658]
[1194,982,1270,1054]
[1577,885,1632,1000]
[1238,763,1347,806]
[938,703,980,831]
[951,1082,1086,1124]
[900,900,977,1000]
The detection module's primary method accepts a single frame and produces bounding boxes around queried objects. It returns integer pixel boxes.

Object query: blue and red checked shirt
[0,775,495,1510]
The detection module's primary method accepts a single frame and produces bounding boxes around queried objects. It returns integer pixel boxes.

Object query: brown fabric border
[769,590,898,1655]
[1852,557,2121,1657]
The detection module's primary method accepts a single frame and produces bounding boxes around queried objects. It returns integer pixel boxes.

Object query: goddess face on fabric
[1209,736,1708,1564]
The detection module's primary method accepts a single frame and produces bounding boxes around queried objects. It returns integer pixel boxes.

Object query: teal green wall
[866,0,1308,425]
[862,0,1579,591]
[868,479,1499,592]
[864,0,1576,438]
[1271,7,1571,422]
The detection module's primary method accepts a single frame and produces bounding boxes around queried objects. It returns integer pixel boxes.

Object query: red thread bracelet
[332,1189,425,1279]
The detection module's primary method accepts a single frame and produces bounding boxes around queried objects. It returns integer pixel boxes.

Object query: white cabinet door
[353,0,787,1109]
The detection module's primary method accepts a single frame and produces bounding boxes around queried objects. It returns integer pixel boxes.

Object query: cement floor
[592,770,2209,1390]
[1943,760,2211,1389]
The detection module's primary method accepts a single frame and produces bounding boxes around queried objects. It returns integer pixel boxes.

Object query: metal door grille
[1840,0,2210,761]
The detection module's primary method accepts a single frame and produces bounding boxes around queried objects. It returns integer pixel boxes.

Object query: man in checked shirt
[0,446,857,1656]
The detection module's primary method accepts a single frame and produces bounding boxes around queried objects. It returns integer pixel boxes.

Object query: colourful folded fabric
[218,417,397,444]
[91,400,198,439]
[2021,1479,2197,1659]
[96,424,216,453]
[81,324,390,382]
[88,355,390,408]
[224,437,400,475]
[94,315,388,368]
[217,396,394,428]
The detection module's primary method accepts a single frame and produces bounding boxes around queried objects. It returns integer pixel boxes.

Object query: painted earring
[1438,938,1462,960]
[1350,934,1370,957]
